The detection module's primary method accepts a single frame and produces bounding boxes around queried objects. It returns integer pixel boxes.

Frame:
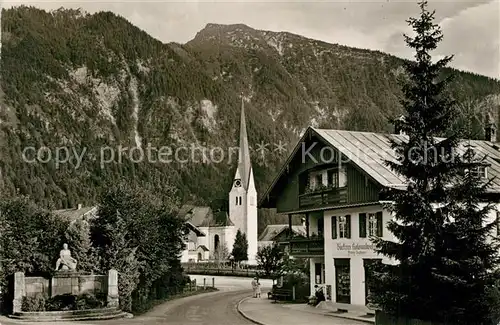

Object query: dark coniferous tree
[232,229,248,263]
[368,1,500,324]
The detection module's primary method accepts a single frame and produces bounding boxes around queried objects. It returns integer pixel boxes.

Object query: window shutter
[376,212,383,237]
[331,216,337,239]
[346,215,351,238]
[497,212,500,237]
[359,213,367,238]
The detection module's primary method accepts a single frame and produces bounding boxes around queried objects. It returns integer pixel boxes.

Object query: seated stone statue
[55,243,77,271]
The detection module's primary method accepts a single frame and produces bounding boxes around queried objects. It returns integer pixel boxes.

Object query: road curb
[236,297,266,325]
[237,296,375,325]
[323,313,375,324]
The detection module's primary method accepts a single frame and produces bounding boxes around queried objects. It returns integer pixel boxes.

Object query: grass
[132,286,219,315]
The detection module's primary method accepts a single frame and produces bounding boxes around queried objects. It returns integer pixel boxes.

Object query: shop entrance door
[334,258,350,304]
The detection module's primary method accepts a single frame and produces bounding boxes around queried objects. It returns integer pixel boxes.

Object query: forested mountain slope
[1,7,499,228]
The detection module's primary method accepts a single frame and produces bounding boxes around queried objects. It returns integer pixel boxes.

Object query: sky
[2,0,499,79]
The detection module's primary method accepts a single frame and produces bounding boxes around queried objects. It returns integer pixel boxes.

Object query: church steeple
[228,96,258,265]
[235,98,252,190]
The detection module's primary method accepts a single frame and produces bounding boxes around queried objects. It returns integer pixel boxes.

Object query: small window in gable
[474,166,487,179]
[465,166,488,179]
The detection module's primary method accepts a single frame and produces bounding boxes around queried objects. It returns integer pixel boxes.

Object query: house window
[466,166,488,179]
[339,216,347,238]
[214,235,220,252]
[359,212,383,238]
[332,216,337,239]
[339,167,347,187]
[315,174,323,189]
[368,214,377,237]
[318,216,324,237]
[327,169,338,187]
[338,215,351,238]
[472,166,487,178]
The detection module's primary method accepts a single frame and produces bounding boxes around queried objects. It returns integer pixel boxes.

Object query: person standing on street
[255,278,261,298]
[251,277,258,298]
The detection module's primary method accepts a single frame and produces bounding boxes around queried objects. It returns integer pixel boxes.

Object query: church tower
[229,99,258,265]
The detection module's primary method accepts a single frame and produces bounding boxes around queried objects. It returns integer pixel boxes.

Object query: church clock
[234,180,242,187]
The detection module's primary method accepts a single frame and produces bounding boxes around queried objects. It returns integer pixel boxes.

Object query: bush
[75,293,106,310]
[21,293,47,312]
[45,294,76,311]
[21,293,108,311]
[484,281,500,325]
[182,275,191,285]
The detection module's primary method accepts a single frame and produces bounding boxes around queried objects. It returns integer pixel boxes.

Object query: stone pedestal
[51,272,80,297]
[13,272,25,314]
[12,269,118,313]
[107,269,119,308]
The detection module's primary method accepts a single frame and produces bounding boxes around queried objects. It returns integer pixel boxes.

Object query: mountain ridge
[1,6,499,230]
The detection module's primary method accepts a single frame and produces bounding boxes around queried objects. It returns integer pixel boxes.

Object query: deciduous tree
[256,244,284,277]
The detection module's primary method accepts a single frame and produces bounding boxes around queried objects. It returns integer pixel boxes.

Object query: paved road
[187,274,273,292]
[108,289,255,325]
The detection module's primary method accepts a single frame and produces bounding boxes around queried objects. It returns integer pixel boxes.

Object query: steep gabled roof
[179,204,234,227]
[186,222,206,236]
[258,224,306,241]
[197,245,209,252]
[259,127,500,209]
[213,210,234,227]
[179,205,212,227]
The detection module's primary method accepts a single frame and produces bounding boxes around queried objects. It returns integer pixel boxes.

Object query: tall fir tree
[438,145,500,325]
[368,1,500,324]
[232,229,248,263]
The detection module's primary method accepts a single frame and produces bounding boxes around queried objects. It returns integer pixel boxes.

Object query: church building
[180,100,258,265]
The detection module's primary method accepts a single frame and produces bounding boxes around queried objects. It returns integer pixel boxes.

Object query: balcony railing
[286,238,324,256]
[298,187,347,208]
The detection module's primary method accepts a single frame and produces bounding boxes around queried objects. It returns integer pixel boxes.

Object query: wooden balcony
[286,238,324,256]
[298,187,348,208]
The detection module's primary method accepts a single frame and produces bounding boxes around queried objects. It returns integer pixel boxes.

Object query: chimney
[394,115,406,135]
[77,203,82,210]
